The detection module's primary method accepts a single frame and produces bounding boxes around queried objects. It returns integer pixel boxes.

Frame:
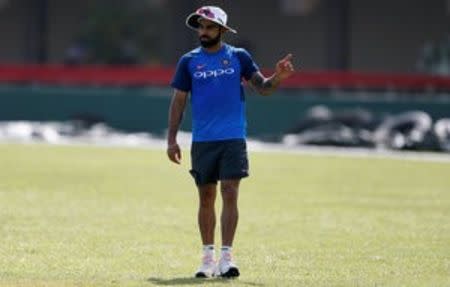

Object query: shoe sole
[220,267,240,278]
[195,272,214,278]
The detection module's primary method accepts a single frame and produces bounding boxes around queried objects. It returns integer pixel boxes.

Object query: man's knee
[221,180,239,203]
[221,179,239,191]
[199,184,216,208]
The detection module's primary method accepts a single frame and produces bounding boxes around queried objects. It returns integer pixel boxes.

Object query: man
[167,6,294,278]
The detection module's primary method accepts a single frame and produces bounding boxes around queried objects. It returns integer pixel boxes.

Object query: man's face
[197,18,222,48]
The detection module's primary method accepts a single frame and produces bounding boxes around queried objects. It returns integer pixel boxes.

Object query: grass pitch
[0,144,449,287]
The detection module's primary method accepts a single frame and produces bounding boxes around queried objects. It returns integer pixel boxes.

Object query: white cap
[185,6,237,34]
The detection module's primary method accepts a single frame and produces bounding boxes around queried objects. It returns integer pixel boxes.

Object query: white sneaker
[218,253,240,278]
[195,254,217,278]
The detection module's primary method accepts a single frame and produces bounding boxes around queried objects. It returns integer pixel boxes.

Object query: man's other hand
[167,143,182,164]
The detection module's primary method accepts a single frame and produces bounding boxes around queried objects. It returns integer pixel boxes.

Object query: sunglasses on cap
[197,8,215,19]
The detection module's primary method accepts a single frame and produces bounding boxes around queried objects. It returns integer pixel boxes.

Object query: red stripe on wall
[0,65,449,91]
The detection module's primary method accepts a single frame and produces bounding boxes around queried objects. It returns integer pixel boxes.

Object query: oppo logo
[194,68,235,79]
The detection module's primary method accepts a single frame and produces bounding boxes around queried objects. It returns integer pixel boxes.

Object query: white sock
[221,246,232,257]
[203,245,215,258]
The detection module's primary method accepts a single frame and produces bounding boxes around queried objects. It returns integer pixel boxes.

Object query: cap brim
[185,13,237,34]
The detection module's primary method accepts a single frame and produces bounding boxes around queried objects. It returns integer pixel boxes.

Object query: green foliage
[79,0,166,64]
[0,144,449,286]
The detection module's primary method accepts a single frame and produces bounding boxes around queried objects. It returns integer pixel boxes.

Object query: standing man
[167,6,294,278]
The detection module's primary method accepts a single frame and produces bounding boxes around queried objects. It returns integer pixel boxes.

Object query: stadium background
[1,0,449,71]
[0,0,450,150]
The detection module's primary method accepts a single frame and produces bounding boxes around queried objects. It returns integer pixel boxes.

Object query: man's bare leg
[198,183,217,245]
[218,179,240,278]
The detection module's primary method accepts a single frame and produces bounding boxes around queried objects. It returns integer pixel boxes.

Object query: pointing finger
[281,53,293,63]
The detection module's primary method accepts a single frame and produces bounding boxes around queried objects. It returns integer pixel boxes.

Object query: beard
[199,33,221,48]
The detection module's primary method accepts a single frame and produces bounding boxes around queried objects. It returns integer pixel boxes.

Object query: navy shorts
[190,139,249,186]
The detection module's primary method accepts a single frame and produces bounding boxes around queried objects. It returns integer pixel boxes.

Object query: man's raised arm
[249,54,295,96]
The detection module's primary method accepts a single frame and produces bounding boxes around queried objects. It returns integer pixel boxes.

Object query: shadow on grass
[147,277,264,286]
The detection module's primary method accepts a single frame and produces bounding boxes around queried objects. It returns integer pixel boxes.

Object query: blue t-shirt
[171,44,259,142]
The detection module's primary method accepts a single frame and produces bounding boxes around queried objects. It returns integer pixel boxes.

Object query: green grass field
[0,144,449,287]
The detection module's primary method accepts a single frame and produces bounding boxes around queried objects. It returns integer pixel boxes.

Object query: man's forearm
[250,72,282,96]
[263,74,282,94]
[167,94,187,144]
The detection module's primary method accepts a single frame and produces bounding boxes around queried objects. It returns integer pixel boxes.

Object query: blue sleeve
[236,48,259,81]
[171,55,192,92]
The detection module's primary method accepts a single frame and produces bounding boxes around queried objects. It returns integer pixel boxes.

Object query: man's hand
[249,53,295,96]
[167,143,182,164]
[275,54,294,80]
